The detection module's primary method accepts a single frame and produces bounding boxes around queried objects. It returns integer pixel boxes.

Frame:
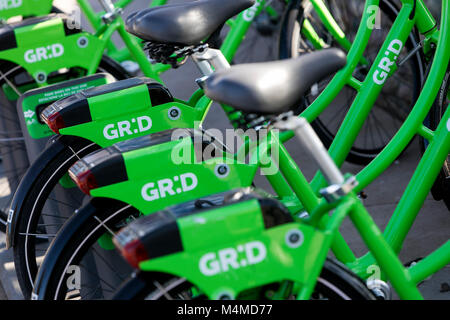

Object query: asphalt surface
[0,0,447,300]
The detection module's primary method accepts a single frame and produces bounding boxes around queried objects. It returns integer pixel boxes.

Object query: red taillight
[70,168,98,195]
[120,239,149,269]
[43,111,65,134]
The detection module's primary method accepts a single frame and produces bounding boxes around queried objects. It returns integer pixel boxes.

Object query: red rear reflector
[120,239,150,269]
[70,169,98,195]
[43,111,65,134]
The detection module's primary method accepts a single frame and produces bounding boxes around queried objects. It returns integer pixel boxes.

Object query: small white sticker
[24,110,35,119]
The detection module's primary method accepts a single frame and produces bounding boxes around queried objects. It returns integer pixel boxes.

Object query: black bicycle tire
[112,259,376,300]
[13,137,100,299]
[32,198,138,300]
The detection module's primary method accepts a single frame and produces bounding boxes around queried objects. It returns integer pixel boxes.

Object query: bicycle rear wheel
[279,0,424,165]
[32,199,138,300]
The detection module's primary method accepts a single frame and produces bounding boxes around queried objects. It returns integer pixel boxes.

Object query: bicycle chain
[143,42,271,130]
[144,42,209,69]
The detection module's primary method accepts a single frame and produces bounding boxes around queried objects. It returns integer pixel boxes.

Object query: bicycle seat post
[99,0,115,14]
[275,116,357,202]
[191,48,231,88]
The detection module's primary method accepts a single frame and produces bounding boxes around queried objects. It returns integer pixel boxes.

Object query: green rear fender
[0,0,53,20]
[0,14,104,85]
[60,101,201,148]
[138,199,330,299]
[91,137,258,213]
[54,78,201,147]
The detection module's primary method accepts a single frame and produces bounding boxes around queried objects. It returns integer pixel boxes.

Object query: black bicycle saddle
[204,49,347,115]
[126,0,255,46]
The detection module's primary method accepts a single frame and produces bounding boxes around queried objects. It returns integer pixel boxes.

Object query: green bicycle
[2,0,421,241]
[109,38,448,298]
[31,0,449,300]
[0,11,130,230]
[0,0,287,230]
[6,0,300,299]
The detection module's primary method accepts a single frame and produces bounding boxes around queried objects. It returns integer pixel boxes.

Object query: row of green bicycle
[0,0,423,226]
[0,0,447,300]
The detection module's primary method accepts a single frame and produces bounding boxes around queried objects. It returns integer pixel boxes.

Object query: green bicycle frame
[95,1,448,282]
[83,1,447,287]
[270,0,449,296]
[63,0,448,299]
[157,0,449,299]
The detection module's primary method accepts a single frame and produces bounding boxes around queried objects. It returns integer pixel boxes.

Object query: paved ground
[0,0,447,300]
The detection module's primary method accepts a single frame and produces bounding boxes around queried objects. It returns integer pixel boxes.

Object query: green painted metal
[305,0,369,65]
[0,0,53,20]
[21,76,113,139]
[349,200,423,300]
[9,0,448,300]
[139,198,330,300]
[0,16,105,88]
[310,1,416,191]
[414,0,438,35]
[279,0,379,133]
[0,0,275,87]
[409,241,450,284]
[221,0,268,62]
